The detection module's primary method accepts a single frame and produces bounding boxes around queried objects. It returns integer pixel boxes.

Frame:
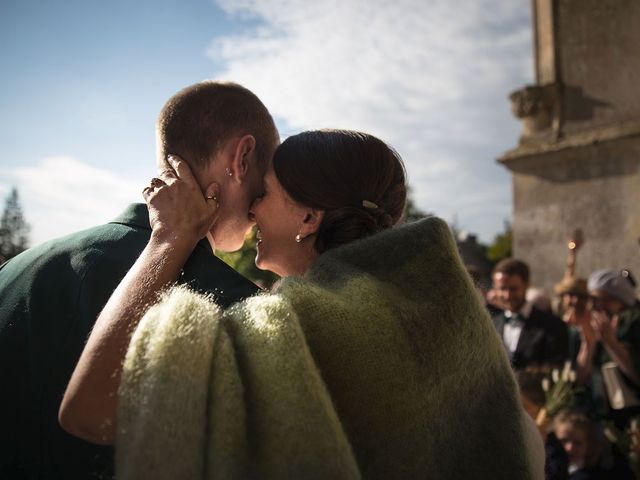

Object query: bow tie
[504,312,522,324]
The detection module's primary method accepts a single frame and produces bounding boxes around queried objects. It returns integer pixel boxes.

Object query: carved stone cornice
[508,83,559,144]
[498,118,640,166]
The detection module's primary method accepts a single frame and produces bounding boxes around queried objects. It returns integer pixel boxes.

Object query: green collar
[109,203,213,255]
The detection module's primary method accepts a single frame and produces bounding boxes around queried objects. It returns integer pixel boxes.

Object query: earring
[295,234,302,243]
[225,167,233,177]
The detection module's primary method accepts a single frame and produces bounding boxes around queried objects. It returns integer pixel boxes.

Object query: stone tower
[499,0,640,293]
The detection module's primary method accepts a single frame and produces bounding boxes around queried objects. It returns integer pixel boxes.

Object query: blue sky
[0,0,533,246]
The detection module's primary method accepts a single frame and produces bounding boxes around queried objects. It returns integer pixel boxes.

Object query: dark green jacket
[0,204,259,480]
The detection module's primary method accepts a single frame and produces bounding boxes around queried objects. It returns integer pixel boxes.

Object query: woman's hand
[60,157,220,445]
[578,314,598,350]
[590,309,618,346]
[563,306,579,327]
[143,155,220,249]
[590,310,640,385]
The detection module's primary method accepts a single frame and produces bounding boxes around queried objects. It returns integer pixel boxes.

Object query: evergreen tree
[0,187,30,261]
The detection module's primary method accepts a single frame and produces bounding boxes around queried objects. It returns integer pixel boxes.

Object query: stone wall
[556,0,640,133]
[499,0,640,293]
[506,136,640,290]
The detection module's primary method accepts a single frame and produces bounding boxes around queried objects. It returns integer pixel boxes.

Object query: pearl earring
[295,234,302,243]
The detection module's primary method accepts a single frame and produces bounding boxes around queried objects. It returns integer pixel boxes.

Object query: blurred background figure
[553,230,587,317]
[552,409,603,480]
[527,287,553,313]
[490,258,569,371]
[575,269,640,427]
[555,278,590,367]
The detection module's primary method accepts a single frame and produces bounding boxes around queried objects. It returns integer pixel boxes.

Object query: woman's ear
[299,208,325,238]
[228,134,256,182]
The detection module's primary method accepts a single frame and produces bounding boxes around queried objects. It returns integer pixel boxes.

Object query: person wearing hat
[556,277,590,319]
[577,269,640,422]
[555,277,590,367]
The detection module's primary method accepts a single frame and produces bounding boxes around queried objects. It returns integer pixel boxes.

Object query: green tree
[216,228,279,288]
[486,220,512,264]
[0,187,30,261]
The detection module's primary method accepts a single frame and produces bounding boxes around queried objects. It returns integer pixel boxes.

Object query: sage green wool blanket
[117,217,543,479]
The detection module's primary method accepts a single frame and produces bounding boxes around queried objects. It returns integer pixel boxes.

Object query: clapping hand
[563,307,577,327]
[563,305,597,348]
[590,309,618,346]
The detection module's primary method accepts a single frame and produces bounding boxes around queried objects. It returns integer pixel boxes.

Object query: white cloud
[208,0,531,241]
[0,157,145,247]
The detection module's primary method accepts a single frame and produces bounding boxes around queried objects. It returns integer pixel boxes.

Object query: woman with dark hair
[61,129,543,479]
[250,130,406,277]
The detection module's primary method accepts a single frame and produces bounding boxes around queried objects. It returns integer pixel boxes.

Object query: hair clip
[622,269,637,287]
[362,200,379,209]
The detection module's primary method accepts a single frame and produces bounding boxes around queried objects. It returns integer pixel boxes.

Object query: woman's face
[249,166,316,277]
[589,290,624,316]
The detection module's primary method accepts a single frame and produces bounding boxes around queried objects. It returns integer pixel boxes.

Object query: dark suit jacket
[492,305,569,370]
[0,204,259,480]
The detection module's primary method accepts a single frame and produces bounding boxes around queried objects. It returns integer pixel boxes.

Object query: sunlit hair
[273,129,407,254]
[553,408,601,467]
[157,81,279,172]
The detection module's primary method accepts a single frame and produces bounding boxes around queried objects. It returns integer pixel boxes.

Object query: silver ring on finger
[150,177,163,188]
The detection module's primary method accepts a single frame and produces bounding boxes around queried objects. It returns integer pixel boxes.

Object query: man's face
[492,272,528,312]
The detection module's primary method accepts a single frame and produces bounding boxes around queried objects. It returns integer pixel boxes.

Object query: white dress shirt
[502,302,533,356]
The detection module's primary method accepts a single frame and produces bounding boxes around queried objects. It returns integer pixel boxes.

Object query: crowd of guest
[477,257,640,479]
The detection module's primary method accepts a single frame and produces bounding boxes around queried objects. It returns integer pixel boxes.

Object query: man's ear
[299,208,325,239]
[156,155,171,174]
[228,134,256,182]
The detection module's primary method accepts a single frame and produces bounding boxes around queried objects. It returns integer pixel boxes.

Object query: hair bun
[315,207,388,253]
[363,203,394,229]
[273,129,407,254]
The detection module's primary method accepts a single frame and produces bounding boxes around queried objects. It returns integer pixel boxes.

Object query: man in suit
[0,81,279,479]
[491,258,569,371]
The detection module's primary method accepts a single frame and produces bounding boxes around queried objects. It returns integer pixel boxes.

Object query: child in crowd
[516,368,571,479]
[552,408,635,479]
[553,410,600,479]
